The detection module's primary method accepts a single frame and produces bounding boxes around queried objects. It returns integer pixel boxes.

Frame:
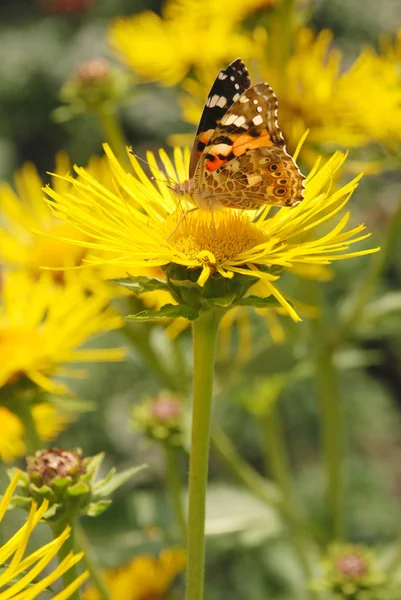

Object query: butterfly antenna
[129,151,178,186]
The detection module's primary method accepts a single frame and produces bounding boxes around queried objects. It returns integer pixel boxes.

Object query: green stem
[337,202,401,343]
[260,404,293,501]
[268,0,295,93]
[311,301,344,542]
[212,424,316,597]
[121,324,181,392]
[211,424,281,509]
[185,310,223,600]
[17,400,42,453]
[164,444,187,544]
[51,520,81,600]
[75,523,112,600]
[95,107,129,167]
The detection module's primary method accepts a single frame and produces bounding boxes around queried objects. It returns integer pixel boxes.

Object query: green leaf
[362,292,401,321]
[170,278,200,289]
[108,276,171,294]
[84,452,105,479]
[95,464,147,498]
[85,500,112,517]
[49,396,97,413]
[235,296,281,308]
[126,304,199,321]
[67,482,91,496]
[204,294,237,308]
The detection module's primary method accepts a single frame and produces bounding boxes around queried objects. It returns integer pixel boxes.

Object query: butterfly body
[172,59,305,213]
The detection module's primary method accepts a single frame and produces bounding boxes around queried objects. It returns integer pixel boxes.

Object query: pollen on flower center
[165,211,266,266]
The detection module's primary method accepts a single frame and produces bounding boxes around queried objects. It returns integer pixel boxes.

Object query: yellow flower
[0,471,88,599]
[0,154,177,314]
[0,405,74,463]
[0,271,125,393]
[181,28,401,164]
[83,548,186,600]
[0,154,88,276]
[108,0,270,85]
[43,145,378,322]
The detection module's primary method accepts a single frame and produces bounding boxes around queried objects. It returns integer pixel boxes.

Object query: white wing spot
[230,76,235,81]
[216,96,227,108]
[218,72,228,80]
[234,83,240,90]
[257,106,263,112]
[253,99,258,104]
[239,95,249,103]
[222,113,238,125]
[208,94,219,108]
[233,93,240,102]
[233,115,247,127]
[252,115,264,126]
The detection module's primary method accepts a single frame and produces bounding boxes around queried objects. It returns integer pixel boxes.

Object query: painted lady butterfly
[173,58,305,212]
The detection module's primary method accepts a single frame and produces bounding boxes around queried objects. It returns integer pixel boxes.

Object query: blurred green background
[1,0,401,599]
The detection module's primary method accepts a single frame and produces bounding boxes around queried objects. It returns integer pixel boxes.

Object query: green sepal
[108,276,171,294]
[126,304,199,321]
[67,481,91,496]
[234,296,282,308]
[94,464,147,497]
[85,500,112,517]
[84,452,105,479]
[203,294,237,308]
[169,279,200,289]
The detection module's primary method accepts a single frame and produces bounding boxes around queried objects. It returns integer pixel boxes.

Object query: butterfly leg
[210,205,217,237]
[164,206,199,242]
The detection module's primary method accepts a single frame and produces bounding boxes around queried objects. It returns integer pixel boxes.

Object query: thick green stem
[75,523,112,600]
[17,400,42,454]
[51,520,81,600]
[185,310,223,600]
[95,107,129,167]
[165,444,187,544]
[212,424,316,597]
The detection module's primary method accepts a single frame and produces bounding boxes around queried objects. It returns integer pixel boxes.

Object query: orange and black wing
[189,58,250,179]
[195,83,305,208]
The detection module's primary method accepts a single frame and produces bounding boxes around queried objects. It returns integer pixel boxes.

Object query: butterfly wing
[199,146,305,209]
[194,82,305,208]
[189,58,250,179]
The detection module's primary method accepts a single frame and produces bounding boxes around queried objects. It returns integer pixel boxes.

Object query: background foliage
[1,0,401,599]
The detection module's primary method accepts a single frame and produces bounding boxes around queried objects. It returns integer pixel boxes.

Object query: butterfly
[172,58,305,213]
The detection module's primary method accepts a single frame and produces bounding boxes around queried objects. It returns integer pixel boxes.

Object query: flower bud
[133,393,185,447]
[56,59,131,121]
[27,448,85,487]
[8,447,144,523]
[313,543,391,599]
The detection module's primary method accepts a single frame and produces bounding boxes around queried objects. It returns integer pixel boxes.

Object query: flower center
[165,211,266,267]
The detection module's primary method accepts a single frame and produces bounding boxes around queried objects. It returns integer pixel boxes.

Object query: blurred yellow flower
[44,145,378,321]
[181,28,401,164]
[0,271,125,393]
[0,155,88,276]
[0,405,73,462]
[83,548,186,600]
[0,154,180,315]
[108,0,272,85]
[0,471,88,599]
